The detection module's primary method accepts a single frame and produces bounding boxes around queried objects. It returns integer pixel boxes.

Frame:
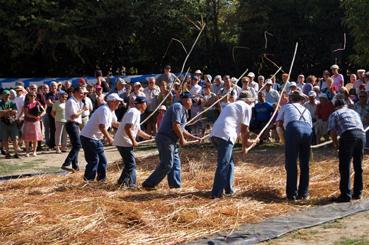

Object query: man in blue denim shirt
[142,92,201,189]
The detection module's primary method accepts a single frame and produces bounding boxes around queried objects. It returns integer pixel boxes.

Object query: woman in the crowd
[157,80,173,108]
[51,91,68,153]
[23,92,45,157]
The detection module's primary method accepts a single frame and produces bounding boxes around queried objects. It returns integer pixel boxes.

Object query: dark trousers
[117,146,136,187]
[63,121,81,168]
[284,121,312,199]
[81,135,108,181]
[338,129,365,199]
[48,115,56,149]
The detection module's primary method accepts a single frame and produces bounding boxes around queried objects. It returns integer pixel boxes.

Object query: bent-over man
[113,96,153,187]
[276,91,313,201]
[80,93,121,181]
[328,99,365,202]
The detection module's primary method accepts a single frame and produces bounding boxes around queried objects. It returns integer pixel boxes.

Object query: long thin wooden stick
[185,68,249,126]
[311,126,369,149]
[140,66,190,125]
[258,66,283,92]
[246,43,299,152]
[140,21,206,126]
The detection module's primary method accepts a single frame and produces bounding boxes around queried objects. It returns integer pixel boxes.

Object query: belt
[67,121,80,125]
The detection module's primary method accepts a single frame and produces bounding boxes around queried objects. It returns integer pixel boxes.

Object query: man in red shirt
[315,93,334,144]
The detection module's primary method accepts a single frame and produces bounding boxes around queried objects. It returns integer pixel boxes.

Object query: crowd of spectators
[1,64,369,159]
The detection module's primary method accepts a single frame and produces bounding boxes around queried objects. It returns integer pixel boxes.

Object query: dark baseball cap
[134,96,147,104]
[180,92,193,99]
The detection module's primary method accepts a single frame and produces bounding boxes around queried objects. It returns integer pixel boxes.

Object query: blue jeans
[117,146,136,187]
[81,135,108,181]
[142,134,181,188]
[338,129,365,199]
[63,121,81,168]
[211,136,235,197]
[285,121,312,199]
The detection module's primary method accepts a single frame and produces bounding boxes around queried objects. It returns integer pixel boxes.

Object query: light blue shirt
[328,106,364,136]
[265,88,280,105]
[277,103,313,129]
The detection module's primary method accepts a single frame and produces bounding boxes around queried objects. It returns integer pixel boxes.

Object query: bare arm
[99,124,113,145]
[51,109,56,119]
[137,129,152,140]
[124,123,138,147]
[330,131,338,149]
[240,124,253,154]
[173,122,186,146]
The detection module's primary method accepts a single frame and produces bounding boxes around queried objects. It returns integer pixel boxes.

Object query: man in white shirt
[210,91,256,198]
[81,93,93,128]
[190,76,202,96]
[276,90,313,201]
[81,93,121,181]
[14,86,26,142]
[62,86,88,172]
[143,77,161,135]
[248,72,259,92]
[262,79,280,105]
[211,75,223,95]
[114,96,153,187]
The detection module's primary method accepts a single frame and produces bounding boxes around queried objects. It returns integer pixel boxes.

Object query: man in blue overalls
[276,91,313,201]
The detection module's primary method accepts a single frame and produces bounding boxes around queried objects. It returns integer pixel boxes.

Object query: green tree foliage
[0,0,363,77]
[342,0,369,68]
[236,0,346,77]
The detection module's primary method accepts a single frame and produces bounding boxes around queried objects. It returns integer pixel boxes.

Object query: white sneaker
[25,153,29,157]
[31,152,37,157]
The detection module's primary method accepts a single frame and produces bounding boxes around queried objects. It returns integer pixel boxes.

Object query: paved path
[0,143,158,177]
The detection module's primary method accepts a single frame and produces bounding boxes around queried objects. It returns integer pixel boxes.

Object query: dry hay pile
[0,144,369,244]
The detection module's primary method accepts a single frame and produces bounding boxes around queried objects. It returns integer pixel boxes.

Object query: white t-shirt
[81,105,115,140]
[65,96,84,124]
[113,107,141,147]
[277,103,313,129]
[210,100,252,144]
[190,84,202,96]
[250,81,259,92]
[13,95,25,120]
[82,96,93,117]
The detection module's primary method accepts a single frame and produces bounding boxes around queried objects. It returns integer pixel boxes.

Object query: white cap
[331,64,339,69]
[247,72,255,78]
[106,93,123,102]
[134,82,142,87]
[290,81,297,87]
[357,69,366,73]
[117,78,126,84]
[160,105,167,111]
[308,91,317,97]
[214,75,222,80]
[194,69,202,74]
[258,75,265,80]
[265,79,273,85]
[231,77,238,83]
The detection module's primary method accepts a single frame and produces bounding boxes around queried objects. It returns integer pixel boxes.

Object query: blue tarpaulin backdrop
[0,74,165,89]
